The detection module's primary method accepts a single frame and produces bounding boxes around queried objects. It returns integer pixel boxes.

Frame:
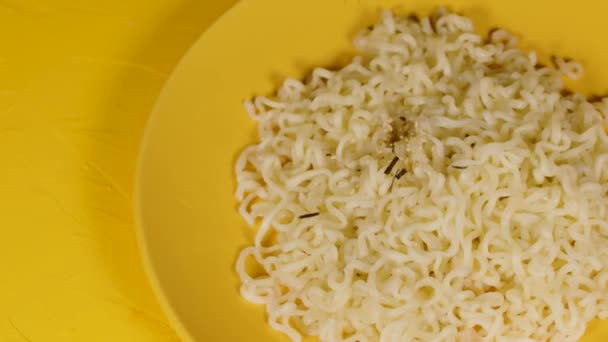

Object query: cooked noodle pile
[235,9,608,342]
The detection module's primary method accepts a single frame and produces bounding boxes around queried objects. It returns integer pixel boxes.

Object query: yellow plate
[136,0,608,341]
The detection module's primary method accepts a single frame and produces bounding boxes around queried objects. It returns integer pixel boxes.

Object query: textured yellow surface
[0,1,236,341]
[137,0,608,342]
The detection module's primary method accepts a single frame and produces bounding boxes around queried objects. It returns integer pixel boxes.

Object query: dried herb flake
[298,212,320,219]
[384,156,399,175]
[395,169,407,179]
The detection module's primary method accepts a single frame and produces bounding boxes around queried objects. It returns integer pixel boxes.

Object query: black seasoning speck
[384,156,399,175]
[395,169,407,180]
[298,212,320,219]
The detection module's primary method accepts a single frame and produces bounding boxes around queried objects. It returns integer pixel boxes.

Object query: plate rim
[133,1,245,341]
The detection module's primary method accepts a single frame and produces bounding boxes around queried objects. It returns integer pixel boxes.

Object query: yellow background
[0,0,236,341]
[3,0,608,341]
